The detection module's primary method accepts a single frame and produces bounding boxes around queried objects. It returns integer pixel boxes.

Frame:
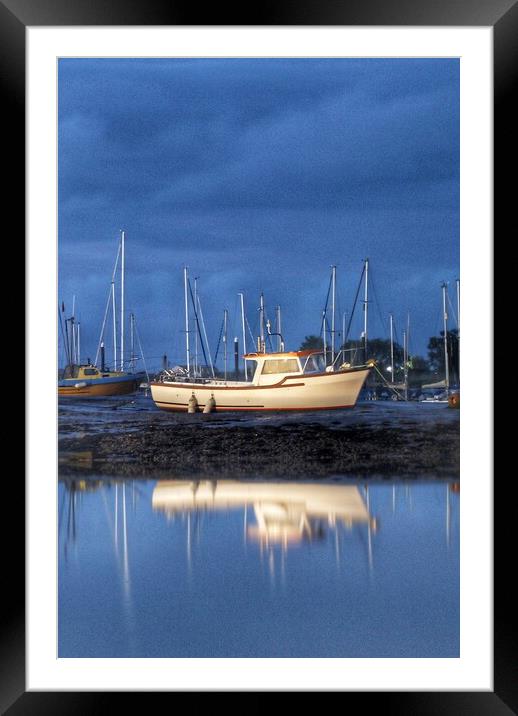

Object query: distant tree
[338,337,403,372]
[410,355,429,371]
[339,339,363,361]
[362,338,403,370]
[299,335,324,350]
[427,329,459,380]
[406,354,433,387]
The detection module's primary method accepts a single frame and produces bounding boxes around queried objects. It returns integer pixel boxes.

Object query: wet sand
[59,396,459,480]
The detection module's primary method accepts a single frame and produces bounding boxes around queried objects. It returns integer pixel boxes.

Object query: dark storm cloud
[58,58,459,366]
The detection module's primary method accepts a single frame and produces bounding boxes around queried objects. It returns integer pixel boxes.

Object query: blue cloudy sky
[58,58,459,371]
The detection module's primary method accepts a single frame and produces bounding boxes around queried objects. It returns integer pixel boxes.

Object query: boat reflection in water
[151,480,378,554]
[59,477,459,657]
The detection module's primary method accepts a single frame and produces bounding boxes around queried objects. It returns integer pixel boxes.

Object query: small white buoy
[203,395,216,414]
[74,382,87,388]
[188,394,199,413]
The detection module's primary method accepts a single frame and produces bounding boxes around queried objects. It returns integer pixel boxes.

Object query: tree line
[299,329,459,386]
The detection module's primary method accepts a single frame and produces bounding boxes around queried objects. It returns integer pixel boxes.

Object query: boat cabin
[244,350,327,386]
[61,364,112,380]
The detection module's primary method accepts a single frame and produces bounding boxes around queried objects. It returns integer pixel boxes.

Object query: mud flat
[59,414,459,480]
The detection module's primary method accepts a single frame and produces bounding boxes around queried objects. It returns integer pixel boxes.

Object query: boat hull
[150,367,370,412]
[58,375,141,397]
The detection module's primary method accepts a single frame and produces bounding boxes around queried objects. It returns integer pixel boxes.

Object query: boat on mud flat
[58,363,146,397]
[150,349,373,413]
[59,230,148,398]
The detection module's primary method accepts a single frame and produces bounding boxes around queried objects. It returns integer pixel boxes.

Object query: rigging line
[446,293,458,327]
[133,316,150,383]
[134,353,186,360]
[393,321,401,347]
[187,280,210,371]
[345,264,366,343]
[319,272,333,336]
[58,303,71,366]
[393,327,404,370]
[406,316,414,358]
[433,305,443,338]
[263,308,275,351]
[170,290,184,364]
[231,294,239,349]
[196,294,215,378]
[322,314,332,337]
[335,284,344,343]
[245,314,256,346]
[95,239,121,366]
[213,314,225,364]
[372,364,407,401]
[319,310,326,338]
[323,271,332,313]
[64,316,72,367]
[368,265,389,339]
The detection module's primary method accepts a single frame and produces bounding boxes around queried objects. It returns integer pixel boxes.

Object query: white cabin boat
[150,349,372,412]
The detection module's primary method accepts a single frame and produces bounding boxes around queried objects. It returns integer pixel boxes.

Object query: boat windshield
[261,358,300,375]
[302,353,326,374]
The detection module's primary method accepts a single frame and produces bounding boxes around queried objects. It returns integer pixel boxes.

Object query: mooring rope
[371,363,407,401]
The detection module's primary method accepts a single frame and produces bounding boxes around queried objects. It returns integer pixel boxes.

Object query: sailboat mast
[197,294,215,377]
[259,292,265,353]
[94,240,121,367]
[276,305,282,352]
[457,279,460,383]
[223,308,228,380]
[239,292,248,379]
[405,312,410,400]
[71,295,76,364]
[442,282,450,390]
[456,278,460,335]
[59,303,71,367]
[184,266,190,374]
[77,322,81,366]
[342,311,346,363]
[63,312,71,367]
[130,312,135,370]
[389,313,394,384]
[363,258,369,360]
[331,265,336,363]
[112,281,117,371]
[407,311,410,358]
[322,309,327,363]
[70,317,76,364]
[194,277,199,377]
[120,230,125,371]
[403,328,408,400]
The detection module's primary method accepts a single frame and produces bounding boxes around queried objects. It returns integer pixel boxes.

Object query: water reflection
[58,477,460,657]
[153,480,377,542]
[59,477,459,568]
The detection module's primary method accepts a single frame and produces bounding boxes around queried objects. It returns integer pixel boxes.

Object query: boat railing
[156,368,217,385]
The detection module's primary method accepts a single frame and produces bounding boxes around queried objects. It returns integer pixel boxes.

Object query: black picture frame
[9,0,509,709]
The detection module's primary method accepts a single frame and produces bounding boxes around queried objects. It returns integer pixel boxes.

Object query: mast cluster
[91,229,139,373]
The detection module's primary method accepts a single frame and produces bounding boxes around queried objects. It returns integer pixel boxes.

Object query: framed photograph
[9,0,508,708]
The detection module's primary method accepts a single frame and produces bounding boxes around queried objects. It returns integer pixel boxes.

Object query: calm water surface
[59,477,459,657]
